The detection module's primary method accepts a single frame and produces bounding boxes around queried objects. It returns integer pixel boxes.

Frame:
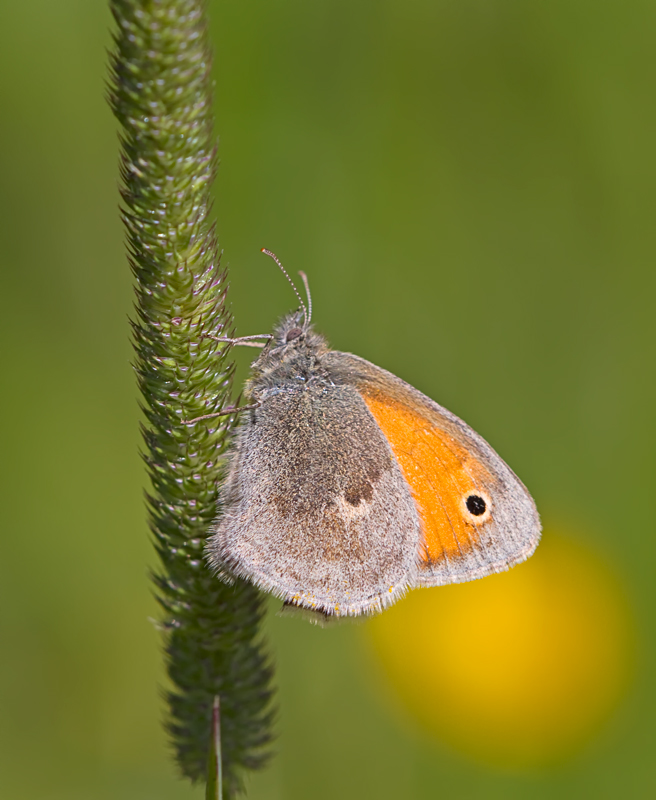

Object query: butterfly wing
[209,379,423,616]
[324,352,541,586]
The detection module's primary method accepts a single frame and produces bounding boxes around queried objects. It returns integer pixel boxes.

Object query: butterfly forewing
[324,352,541,585]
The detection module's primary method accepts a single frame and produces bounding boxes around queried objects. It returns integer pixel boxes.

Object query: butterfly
[194,250,540,619]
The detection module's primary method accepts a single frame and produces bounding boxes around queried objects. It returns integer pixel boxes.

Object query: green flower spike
[108,1,275,795]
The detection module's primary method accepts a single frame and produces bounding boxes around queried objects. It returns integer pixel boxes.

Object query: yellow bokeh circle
[367,531,633,768]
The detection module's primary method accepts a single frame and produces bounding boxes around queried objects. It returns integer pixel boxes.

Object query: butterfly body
[208,312,540,618]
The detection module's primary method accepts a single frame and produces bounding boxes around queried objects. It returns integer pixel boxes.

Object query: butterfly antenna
[297,270,312,325]
[260,248,308,325]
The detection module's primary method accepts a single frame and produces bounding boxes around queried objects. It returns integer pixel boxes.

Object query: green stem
[206,696,223,800]
[108,0,274,794]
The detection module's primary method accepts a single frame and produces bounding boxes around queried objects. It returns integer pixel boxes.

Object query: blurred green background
[1,0,654,797]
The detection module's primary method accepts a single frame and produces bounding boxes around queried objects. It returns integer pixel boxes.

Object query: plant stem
[206,696,223,800]
[108,0,274,794]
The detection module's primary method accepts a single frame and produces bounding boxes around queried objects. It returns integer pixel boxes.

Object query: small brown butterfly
[195,250,540,619]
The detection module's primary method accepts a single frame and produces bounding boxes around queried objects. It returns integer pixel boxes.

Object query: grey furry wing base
[207,382,422,616]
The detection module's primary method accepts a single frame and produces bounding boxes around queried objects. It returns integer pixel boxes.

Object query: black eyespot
[466,494,487,516]
[285,327,302,342]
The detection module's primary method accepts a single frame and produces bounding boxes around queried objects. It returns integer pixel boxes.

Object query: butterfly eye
[463,491,492,523]
[285,327,302,342]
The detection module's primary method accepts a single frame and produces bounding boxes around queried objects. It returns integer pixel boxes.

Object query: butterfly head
[263,311,327,358]
[273,310,308,347]
[253,249,328,371]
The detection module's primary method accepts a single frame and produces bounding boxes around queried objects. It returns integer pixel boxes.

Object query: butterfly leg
[203,333,273,349]
[180,334,270,423]
[181,402,260,425]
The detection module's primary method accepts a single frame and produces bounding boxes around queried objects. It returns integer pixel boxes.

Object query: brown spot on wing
[362,394,494,566]
[344,479,374,506]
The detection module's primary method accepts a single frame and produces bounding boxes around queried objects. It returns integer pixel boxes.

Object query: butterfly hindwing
[209,377,422,615]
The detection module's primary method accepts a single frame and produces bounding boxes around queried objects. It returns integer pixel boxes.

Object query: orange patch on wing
[363,394,493,566]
